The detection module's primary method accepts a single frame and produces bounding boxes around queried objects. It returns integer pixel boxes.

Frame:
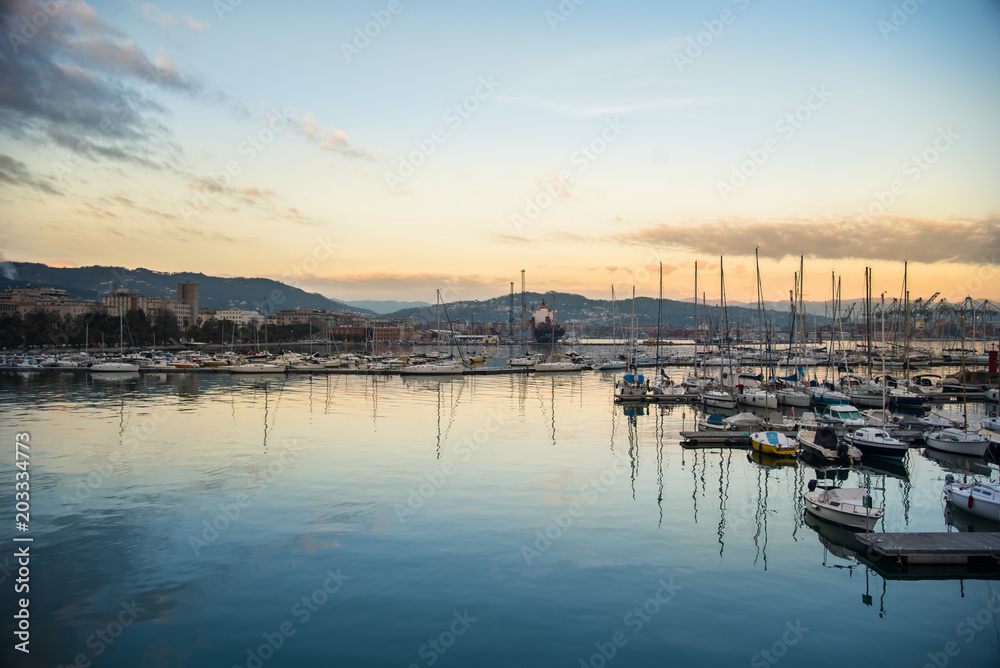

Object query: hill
[1,262,374,315]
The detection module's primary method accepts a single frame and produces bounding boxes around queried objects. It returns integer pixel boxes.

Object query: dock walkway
[857,532,1000,567]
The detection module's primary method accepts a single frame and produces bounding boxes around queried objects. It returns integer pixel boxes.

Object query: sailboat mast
[961,310,968,430]
[693,260,698,364]
[656,262,663,372]
[881,293,886,411]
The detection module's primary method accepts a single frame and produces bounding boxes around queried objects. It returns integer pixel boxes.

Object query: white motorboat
[981,416,1000,434]
[986,388,999,402]
[701,389,738,410]
[797,427,861,463]
[925,428,990,458]
[91,361,140,372]
[845,427,908,460]
[943,475,1000,522]
[592,359,627,371]
[820,405,866,430]
[229,363,287,374]
[399,361,464,375]
[804,481,883,530]
[535,355,583,372]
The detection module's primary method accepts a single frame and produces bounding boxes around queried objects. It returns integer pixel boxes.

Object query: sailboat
[738,249,778,409]
[91,300,140,372]
[925,311,990,457]
[700,257,738,410]
[401,290,464,374]
[649,263,685,398]
[593,286,626,370]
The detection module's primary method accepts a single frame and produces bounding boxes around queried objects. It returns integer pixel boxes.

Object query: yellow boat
[749,431,799,457]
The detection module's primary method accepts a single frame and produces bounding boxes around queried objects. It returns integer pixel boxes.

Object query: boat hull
[925,430,990,458]
[945,484,1000,522]
[804,492,882,531]
[702,392,738,410]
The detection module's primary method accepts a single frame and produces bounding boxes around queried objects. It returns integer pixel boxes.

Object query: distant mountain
[1,262,375,315]
[385,291,818,329]
[345,300,430,314]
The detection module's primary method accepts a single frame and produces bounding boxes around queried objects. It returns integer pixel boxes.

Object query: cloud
[0,153,62,195]
[299,113,371,159]
[0,0,201,175]
[183,15,207,31]
[105,193,177,219]
[492,233,531,244]
[142,3,176,28]
[616,215,1000,265]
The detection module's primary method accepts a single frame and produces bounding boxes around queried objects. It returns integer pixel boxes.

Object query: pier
[856,532,1000,576]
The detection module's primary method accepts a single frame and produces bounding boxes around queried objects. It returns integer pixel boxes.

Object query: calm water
[1,369,998,668]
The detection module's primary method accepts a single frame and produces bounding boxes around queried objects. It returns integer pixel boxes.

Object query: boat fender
[807,479,817,492]
[969,494,974,509]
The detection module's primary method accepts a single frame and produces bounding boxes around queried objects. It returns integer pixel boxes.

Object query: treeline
[0,310,338,349]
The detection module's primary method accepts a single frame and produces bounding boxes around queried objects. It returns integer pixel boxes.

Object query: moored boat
[924,428,990,458]
[797,427,861,463]
[845,427,908,460]
[804,480,883,531]
[749,430,798,457]
[943,475,1000,522]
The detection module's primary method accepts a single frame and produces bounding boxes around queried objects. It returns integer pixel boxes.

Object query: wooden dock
[614,394,697,404]
[679,430,751,447]
[857,532,1000,570]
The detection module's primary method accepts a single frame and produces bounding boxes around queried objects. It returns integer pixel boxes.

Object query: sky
[1,0,999,307]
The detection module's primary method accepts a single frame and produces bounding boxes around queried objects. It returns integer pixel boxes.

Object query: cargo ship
[529,301,565,344]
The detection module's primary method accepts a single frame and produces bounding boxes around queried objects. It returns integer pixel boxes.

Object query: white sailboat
[91,303,139,372]
[926,312,989,458]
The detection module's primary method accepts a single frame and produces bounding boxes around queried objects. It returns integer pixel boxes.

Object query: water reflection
[2,370,998,667]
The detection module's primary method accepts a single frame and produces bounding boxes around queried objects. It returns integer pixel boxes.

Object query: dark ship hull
[532,323,565,344]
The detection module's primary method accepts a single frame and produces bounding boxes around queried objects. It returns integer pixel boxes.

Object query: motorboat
[229,363,286,374]
[698,411,763,431]
[986,388,998,402]
[534,356,583,372]
[91,360,140,372]
[845,427,908,460]
[820,405,866,430]
[592,359,626,371]
[981,416,1000,434]
[811,387,851,406]
[943,475,1000,522]
[701,389,738,410]
[804,480,883,531]
[399,361,464,375]
[797,427,861,463]
[925,428,990,458]
[749,430,798,457]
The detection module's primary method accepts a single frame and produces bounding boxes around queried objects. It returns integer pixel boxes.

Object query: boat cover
[814,428,839,450]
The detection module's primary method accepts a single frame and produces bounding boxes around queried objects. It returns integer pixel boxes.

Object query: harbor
[3,368,999,667]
